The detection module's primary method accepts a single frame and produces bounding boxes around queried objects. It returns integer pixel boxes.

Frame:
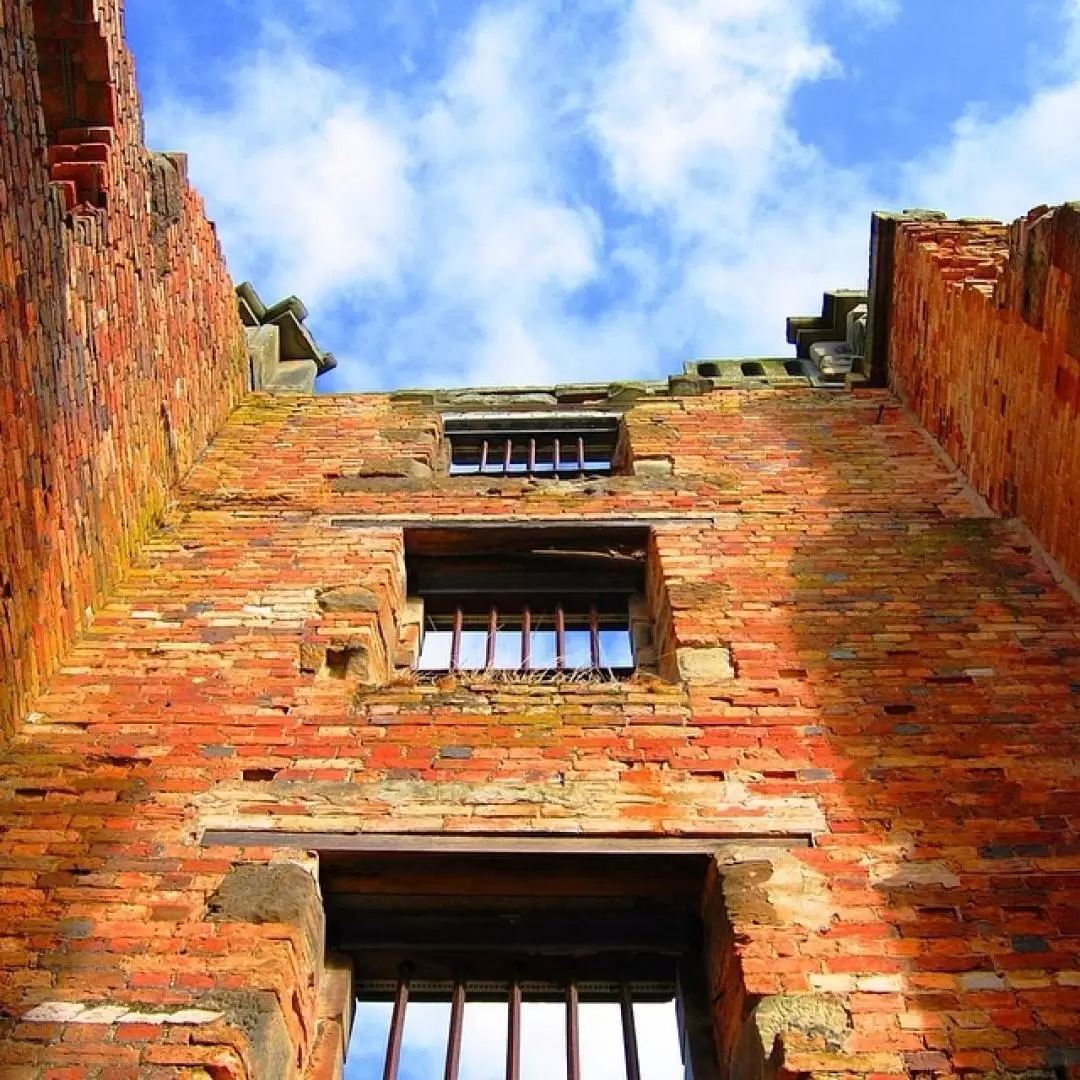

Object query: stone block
[316,586,381,614]
[199,990,294,1080]
[676,646,734,682]
[632,457,674,477]
[753,994,850,1055]
[207,862,325,972]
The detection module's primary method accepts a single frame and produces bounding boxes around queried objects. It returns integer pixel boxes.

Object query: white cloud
[906,83,1080,219]
[144,0,1080,390]
[838,0,900,25]
[590,0,835,221]
[905,0,1080,218]
[404,7,610,385]
[149,43,413,308]
[588,0,876,357]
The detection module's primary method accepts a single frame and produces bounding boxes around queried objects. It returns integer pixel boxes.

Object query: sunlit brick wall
[0,0,247,738]
[2,389,1079,1076]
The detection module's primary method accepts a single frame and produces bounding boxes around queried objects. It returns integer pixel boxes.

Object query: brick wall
[1,389,1078,1077]
[0,0,247,740]
[886,204,1080,583]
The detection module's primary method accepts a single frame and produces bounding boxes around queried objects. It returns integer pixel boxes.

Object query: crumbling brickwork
[886,204,1080,583]
[1,389,1079,1078]
[0,0,248,740]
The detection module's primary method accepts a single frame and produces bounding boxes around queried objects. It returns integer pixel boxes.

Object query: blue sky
[127,0,1080,392]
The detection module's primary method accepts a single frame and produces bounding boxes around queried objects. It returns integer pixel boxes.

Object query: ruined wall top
[877,202,1080,582]
[0,0,248,737]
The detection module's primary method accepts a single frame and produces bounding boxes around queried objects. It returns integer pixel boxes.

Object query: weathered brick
[0,0,247,740]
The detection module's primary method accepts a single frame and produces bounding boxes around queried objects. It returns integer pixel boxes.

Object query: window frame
[442,412,625,479]
[402,526,653,679]
[323,851,723,1080]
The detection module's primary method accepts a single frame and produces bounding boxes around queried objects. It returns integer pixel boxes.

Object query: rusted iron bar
[506,980,522,1080]
[620,984,641,1080]
[382,969,411,1080]
[521,607,532,669]
[577,436,586,474]
[565,982,581,1080]
[555,604,566,670]
[589,605,601,668]
[450,606,463,671]
[479,439,489,473]
[504,438,513,474]
[486,606,499,668]
[444,980,465,1080]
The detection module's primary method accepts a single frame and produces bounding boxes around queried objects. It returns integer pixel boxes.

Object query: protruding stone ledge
[786,289,869,382]
[238,282,337,394]
[207,861,326,975]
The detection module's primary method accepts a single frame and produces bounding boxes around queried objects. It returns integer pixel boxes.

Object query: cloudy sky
[127,0,1080,392]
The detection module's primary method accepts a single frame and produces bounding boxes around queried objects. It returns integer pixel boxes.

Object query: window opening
[405,527,647,677]
[351,971,680,1080]
[416,597,634,675]
[444,414,621,478]
[326,852,719,1080]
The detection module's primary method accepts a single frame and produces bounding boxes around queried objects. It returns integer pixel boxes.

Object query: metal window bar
[430,602,629,674]
[367,976,680,1080]
[448,428,618,478]
[443,981,465,1080]
[621,982,642,1080]
[485,607,499,669]
[449,606,464,671]
[382,967,410,1080]
[521,606,532,669]
[566,982,581,1080]
[507,978,522,1080]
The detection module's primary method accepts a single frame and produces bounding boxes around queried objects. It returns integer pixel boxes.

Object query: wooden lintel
[330,516,719,530]
[199,831,813,854]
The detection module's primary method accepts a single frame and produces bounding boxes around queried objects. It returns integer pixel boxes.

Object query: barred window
[416,596,634,675]
[444,414,622,478]
[327,851,721,1080]
[406,527,648,677]
[354,966,681,1080]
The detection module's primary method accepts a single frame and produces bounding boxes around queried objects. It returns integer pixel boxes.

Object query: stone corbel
[786,289,869,381]
[238,282,337,394]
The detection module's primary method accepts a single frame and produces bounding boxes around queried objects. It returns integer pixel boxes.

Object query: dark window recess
[407,527,646,675]
[445,415,621,477]
[325,852,721,1080]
